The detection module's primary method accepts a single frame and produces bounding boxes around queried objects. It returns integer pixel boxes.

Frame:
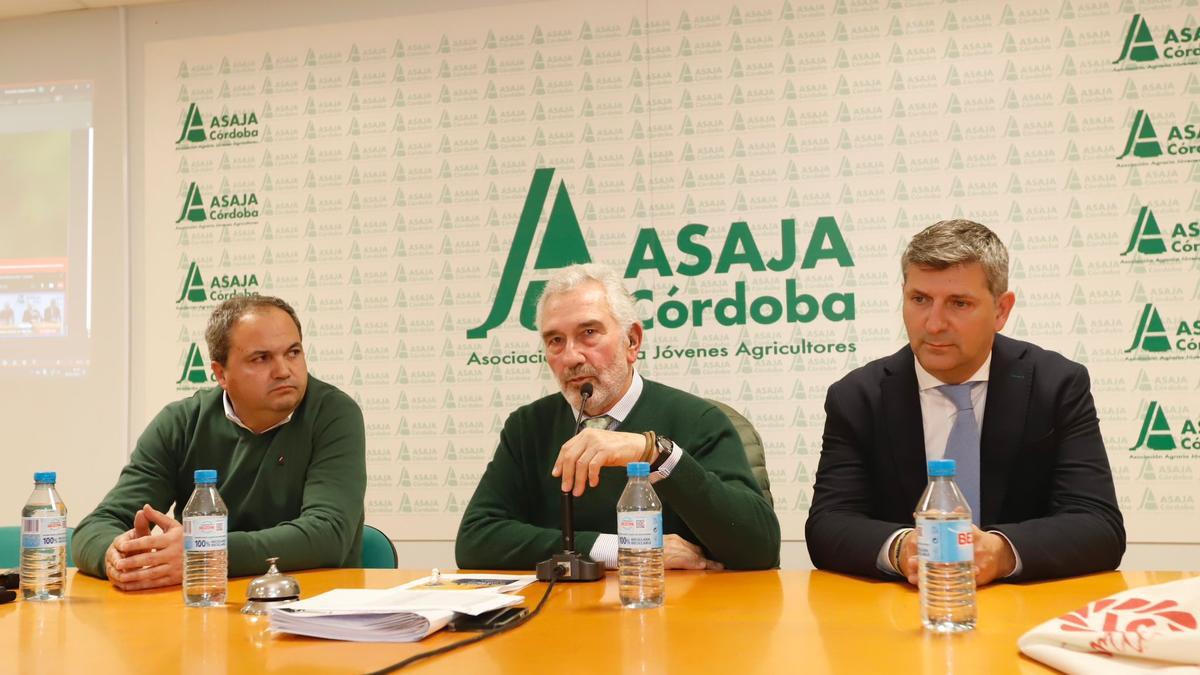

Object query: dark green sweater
[73,375,366,578]
[455,379,780,570]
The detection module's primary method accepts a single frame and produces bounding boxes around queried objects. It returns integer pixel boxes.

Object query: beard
[558,358,633,414]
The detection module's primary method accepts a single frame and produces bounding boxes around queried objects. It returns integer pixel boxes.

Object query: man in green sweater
[456,264,780,571]
[73,295,366,590]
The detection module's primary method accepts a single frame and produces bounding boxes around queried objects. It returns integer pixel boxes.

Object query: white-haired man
[456,263,780,570]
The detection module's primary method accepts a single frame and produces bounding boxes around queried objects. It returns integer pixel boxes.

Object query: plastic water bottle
[617,462,664,609]
[20,471,68,601]
[915,459,976,632]
[182,469,228,607]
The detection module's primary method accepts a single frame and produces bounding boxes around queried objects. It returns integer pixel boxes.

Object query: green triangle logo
[175,103,206,144]
[176,262,207,303]
[177,343,209,384]
[1131,401,1176,451]
[1126,303,1172,353]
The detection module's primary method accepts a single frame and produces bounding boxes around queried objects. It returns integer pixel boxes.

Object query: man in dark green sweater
[456,264,780,571]
[73,296,366,589]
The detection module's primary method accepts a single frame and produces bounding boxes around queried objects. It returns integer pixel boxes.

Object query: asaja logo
[1117,110,1200,160]
[176,261,261,304]
[1114,14,1200,67]
[1126,303,1200,358]
[468,169,856,340]
[1121,207,1200,260]
[176,343,213,386]
[1118,110,1162,159]
[177,103,206,143]
[1134,403,1200,452]
[175,183,260,226]
[1122,207,1167,256]
[467,168,590,339]
[1130,401,1175,451]
[175,103,259,148]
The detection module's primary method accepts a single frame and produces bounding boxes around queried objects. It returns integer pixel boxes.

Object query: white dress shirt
[222,391,293,434]
[877,354,1024,577]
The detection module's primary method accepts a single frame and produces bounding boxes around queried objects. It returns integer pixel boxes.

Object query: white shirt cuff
[649,441,684,483]
[589,533,619,569]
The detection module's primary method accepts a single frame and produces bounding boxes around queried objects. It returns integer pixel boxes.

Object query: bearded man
[455,264,780,571]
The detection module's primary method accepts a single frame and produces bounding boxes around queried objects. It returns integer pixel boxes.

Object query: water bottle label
[21,516,67,549]
[184,516,227,552]
[617,511,663,550]
[916,518,973,564]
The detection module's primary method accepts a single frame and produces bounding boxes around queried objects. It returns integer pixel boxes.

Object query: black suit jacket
[805,334,1125,582]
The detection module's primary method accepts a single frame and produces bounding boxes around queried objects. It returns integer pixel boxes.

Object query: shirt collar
[223,390,294,434]
[914,353,992,392]
[569,370,644,423]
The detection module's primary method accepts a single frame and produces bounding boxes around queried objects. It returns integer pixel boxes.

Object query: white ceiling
[0,0,180,21]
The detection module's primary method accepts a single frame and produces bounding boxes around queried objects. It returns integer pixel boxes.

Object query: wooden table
[3,569,1196,674]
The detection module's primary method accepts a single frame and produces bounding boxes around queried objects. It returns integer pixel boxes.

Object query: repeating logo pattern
[142,1,1200,542]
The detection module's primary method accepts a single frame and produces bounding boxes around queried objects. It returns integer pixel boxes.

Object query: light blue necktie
[937,383,981,526]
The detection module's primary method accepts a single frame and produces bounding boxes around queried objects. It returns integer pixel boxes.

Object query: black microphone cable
[364,565,564,674]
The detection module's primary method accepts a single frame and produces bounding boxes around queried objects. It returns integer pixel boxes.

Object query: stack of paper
[270,608,453,643]
[269,575,535,643]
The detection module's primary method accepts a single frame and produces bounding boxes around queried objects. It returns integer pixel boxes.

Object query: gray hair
[901,219,1009,297]
[536,263,639,333]
[205,295,302,365]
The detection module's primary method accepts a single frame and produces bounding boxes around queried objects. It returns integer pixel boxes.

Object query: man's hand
[972,527,1016,587]
[899,530,920,586]
[108,505,185,592]
[552,429,647,496]
[903,527,1015,587]
[103,506,156,585]
[663,534,724,571]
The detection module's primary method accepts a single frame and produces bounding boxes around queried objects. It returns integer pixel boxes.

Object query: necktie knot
[937,382,975,411]
[581,415,615,430]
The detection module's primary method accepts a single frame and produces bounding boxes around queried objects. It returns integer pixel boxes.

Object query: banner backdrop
[143,0,1200,546]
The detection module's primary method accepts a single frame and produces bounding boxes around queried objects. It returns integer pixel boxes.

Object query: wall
[0,9,129,528]
[2,0,1196,571]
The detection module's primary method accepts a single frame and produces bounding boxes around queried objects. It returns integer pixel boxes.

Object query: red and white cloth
[1019,576,1200,674]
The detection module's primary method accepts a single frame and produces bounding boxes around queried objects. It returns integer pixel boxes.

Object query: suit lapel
[979,335,1033,525]
[881,347,928,501]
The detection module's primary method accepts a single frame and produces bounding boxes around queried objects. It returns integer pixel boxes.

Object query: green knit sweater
[73,375,366,578]
[455,379,781,570]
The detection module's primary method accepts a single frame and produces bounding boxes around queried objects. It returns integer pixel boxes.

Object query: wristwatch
[649,435,674,471]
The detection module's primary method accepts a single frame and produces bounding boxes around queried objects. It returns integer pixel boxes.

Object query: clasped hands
[897,526,1017,587]
[104,504,184,591]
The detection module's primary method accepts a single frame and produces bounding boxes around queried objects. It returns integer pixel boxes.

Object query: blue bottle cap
[33,471,56,483]
[928,459,956,477]
[627,462,650,477]
[194,469,218,483]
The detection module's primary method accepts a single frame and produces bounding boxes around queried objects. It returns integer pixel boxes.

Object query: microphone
[535,381,605,582]
[573,382,594,434]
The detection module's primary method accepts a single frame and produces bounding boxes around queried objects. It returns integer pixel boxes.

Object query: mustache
[562,365,598,381]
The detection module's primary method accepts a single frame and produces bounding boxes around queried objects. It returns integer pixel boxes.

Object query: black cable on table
[364,568,562,674]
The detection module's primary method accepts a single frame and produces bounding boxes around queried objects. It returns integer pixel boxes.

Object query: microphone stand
[536,384,605,582]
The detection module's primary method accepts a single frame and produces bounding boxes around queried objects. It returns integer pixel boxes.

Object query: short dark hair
[901,219,1009,297]
[205,295,302,365]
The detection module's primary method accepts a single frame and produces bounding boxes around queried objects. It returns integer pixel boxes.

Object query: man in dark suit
[805,219,1125,585]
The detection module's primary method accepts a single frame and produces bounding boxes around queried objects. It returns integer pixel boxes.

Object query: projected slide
[0,82,92,377]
